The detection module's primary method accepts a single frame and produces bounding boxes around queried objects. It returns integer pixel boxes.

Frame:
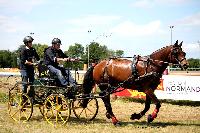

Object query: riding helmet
[23,36,34,44]
[52,38,62,45]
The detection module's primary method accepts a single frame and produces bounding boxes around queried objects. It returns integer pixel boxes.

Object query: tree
[32,43,48,58]
[66,43,84,58]
[64,43,85,70]
[0,50,16,68]
[82,42,125,66]
[187,58,200,68]
[115,50,124,57]
[85,42,109,60]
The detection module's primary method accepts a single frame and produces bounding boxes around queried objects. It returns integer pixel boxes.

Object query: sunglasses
[28,41,32,43]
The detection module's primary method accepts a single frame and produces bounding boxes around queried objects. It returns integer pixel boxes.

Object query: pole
[87,30,91,68]
[170,26,174,44]
[198,41,200,67]
[88,44,90,68]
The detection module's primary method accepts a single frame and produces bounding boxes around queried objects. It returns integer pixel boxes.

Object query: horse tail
[81,66,95,108]
[82,66,95,94]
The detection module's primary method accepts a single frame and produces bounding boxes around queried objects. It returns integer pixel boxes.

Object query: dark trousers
[20,69,35,98]
[47,65,76,86]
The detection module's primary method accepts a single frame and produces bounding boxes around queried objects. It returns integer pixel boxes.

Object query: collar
[26,46,30,49]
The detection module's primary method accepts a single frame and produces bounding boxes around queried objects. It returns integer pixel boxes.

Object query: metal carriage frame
[7,64,99,126]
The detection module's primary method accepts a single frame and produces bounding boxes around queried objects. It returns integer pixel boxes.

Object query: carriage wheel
[39,105,45,117]
[8,92,33,123]
[72,98,98,121]
[43,94,71,126]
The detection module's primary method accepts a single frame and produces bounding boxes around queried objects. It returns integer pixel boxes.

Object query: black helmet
[52,38,62,45]
[23,36,34,44]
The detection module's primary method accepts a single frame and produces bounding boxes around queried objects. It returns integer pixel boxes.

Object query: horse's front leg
[130,95,151,120]
[101,93,121,126]
[145,89,161,123]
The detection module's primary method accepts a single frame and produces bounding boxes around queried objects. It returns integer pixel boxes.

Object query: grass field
[0,76,200,133]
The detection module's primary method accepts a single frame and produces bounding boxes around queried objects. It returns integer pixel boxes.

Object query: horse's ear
[174,40,178,47]
[179,41,183,47]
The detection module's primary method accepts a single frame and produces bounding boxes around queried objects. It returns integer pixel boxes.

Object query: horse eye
[173,49,178,54]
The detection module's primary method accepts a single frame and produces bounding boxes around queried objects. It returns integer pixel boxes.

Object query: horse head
[169,40,189,70]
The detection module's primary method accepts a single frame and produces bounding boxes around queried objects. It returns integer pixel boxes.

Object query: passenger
[43,38,77,90]
[19,36,40,101]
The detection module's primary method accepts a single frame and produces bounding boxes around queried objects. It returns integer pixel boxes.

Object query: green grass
[0,92,8,103]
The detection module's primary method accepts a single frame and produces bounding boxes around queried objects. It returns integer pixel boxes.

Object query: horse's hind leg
[130,95,151,120]
[99,86,121,126]
[101,95,121,126]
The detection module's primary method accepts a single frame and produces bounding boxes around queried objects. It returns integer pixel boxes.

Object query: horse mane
[110,58,131,62]
[151,45,172,55]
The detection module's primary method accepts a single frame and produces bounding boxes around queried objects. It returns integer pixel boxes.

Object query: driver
[43,38,77,89]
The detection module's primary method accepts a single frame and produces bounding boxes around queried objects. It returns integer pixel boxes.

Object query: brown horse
[82,40,189,125]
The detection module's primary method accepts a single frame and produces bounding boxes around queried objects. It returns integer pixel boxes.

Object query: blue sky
[0,0,200,58]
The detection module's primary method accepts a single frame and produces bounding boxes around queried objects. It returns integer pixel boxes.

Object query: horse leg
[145,89,161,123]
[130,95,151,120]
[101,94,121,126]
[99,85,121,126]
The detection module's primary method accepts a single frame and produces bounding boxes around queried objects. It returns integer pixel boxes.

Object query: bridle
[169,47,186,67]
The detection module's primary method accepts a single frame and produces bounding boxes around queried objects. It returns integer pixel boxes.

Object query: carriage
[7,62,99,126]
[7,40,189,126]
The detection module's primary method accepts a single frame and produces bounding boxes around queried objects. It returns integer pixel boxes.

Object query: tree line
[0,42,124,69]
[0,42,199,69]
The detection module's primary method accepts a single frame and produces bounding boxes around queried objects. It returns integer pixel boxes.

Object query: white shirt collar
[26,46,30,49]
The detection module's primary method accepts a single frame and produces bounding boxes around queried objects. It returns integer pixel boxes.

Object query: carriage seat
[37,61,50,78]
[37,61,59,85]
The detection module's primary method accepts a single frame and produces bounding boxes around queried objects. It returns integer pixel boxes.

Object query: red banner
[113,79,164,99]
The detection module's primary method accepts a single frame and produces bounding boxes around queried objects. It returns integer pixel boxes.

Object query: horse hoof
[106,113,111,119]
[130,113,140,120]
[114,121,121,126]
[147,114,154,123]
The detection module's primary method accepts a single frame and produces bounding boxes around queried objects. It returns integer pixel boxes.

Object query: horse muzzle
[180,60,189,70]
[182,64,189,70]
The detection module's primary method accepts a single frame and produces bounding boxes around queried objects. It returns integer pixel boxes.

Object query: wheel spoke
[78,108,84,118]
[85,107,94,114]
[8,92,33,122]
[44,94,70,126]
[73,98,98,121]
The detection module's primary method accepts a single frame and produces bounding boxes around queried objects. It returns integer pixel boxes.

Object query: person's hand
[70,58,80,62]
[32,62,38,66]
[63,58,70,62]
[25,60,33,65]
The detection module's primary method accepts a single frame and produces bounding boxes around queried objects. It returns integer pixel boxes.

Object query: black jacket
[19,46,40,70]
[43,46,68,67]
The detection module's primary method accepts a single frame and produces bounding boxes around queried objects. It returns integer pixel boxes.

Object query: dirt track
[0,76,200,133]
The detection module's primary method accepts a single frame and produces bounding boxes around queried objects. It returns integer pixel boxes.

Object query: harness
[131,55,139,78]
[98,44,187,97]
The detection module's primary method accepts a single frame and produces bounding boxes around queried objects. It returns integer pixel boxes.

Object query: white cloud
[0,15,32,32]
[67,15,121,27]
[0,0,45,13]
[182,42,200,58]
[110,20,162,37]
[131,0,190,8]
[177,12,200,26]
[183,42,200,51]
[131,0,154,8]
[155,0,189,5]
